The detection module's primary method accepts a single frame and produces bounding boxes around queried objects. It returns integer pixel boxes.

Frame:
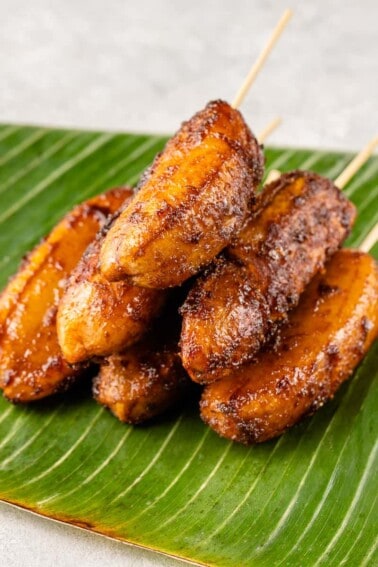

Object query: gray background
[0,0,377,565]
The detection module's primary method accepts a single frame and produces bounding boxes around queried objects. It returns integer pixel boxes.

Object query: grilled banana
[94,312,189,423]
[0,188,130,402]
[181,171,356,383]
[100,100,264,288]
[201,249,378,443]
[57,220,167,364]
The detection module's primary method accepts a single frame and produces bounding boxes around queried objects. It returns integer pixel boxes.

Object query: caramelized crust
[201,249,378,443]
[0,188,131,402]
[181,171,356,383]
[94,328,189,424]
[100,100,264,288]
[57,223,167,364]
[180,259,269,381]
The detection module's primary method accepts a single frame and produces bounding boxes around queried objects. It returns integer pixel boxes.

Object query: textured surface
[201,250,378,443]
[100,99,263,288]
[181,171,356,383]
[0,124,377,567]
[0,1,377,565]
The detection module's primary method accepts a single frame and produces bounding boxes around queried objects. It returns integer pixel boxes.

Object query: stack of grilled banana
[1,100,377,443]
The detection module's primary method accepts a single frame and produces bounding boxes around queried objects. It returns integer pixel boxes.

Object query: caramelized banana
[181,171,356,383]
[0,188,131,402]
[100,100,264,288]
[57,222,167,364]
[93,318,189,424]
[201,249,378,443]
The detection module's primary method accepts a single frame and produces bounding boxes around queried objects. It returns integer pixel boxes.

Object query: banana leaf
[0,123,377,567]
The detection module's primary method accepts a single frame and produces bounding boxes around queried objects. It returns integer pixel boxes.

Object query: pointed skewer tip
[257,117,282,144]
[231,9,293,109]
[335,136,378,189]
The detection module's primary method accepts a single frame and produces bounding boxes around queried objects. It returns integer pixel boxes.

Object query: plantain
[93,307,189,424]
[100,100,264,289]
[201,249,378,443]
[0,188,130,402]
[57,221,167,364]
[181,171,356,383]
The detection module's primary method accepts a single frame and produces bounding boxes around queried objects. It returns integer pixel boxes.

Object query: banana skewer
[99,12,292,289]
[201,234,378,443]
[57,213,167,365]
[56,118,280,366]
[180,140,377,383]
[0,189,130,402]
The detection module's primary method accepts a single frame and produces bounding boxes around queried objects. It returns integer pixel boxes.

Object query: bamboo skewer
[257,117,282,144]
[231,9,293,109]
[265,136,378,188]
[265,169,282,184]
[359,224,378,253]
[263,137,378,252]
[335,137,378,189]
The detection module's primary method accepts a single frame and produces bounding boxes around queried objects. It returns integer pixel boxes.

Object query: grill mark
[124,140,255,260]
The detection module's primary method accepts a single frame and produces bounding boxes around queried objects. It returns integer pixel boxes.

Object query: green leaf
[0,123,377,567]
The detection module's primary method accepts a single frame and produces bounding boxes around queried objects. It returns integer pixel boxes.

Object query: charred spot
[305,171,324,194]
[265,221,280,241]
[327,343,339,356]
[183,229,204,244]
[214,131,243,154]
[276,376,290,393]
[361,315,374,336]
[280,340,292,353]
[340,205,355,229]
[42,305,58,327]
[128,203,144,224]
[236,417,265,444]
[318,282,340,297]
[1,369,16,387]
[291,226,308,243]
[286,292,299,307]
[349,317,374,357]
[156,204,170,218]
[91,205,119,225]
[293,195,306,207]
[136,161,158,190]
[119,358,131,370]
[326,343,340,366]
[248,193,258,210]
[96,208,124,239]
[217,401,235,416]
[307,388,329,414]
